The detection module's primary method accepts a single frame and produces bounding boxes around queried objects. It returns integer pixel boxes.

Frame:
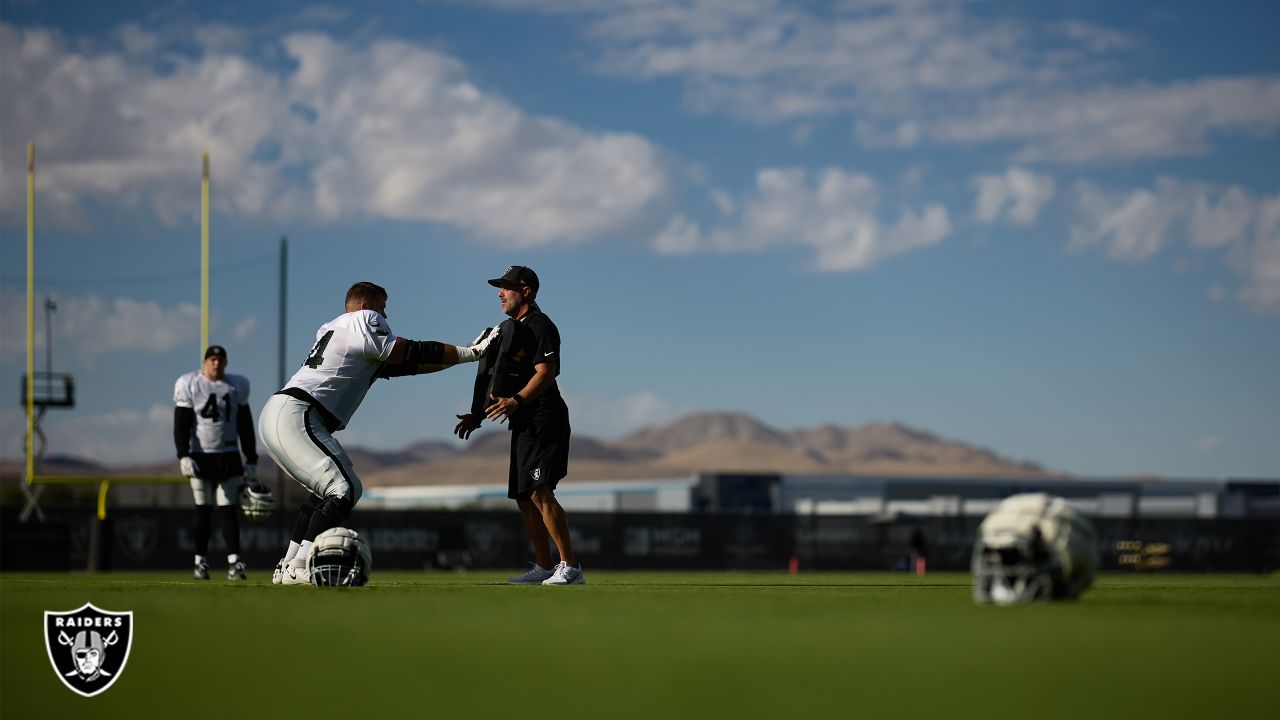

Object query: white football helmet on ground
[307,527,372,587]
[972,493,1098,605]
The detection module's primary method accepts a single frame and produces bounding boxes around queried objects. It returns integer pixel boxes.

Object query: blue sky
[1,0,1277,478]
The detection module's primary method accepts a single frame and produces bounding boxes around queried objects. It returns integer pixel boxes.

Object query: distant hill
[358,411,1051,486]
[613,412,790,455]
[2,411,1052,489]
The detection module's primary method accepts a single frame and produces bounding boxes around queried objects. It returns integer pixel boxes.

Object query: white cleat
[271,556,289,584]
[227,561,247,581]
[507,564,554,585]
[542,561,585,586]
[280,562,311,586]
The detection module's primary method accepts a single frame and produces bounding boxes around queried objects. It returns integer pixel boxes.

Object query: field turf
[2,571,1276,719]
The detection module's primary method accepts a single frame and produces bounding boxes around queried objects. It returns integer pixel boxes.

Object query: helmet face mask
[310,549,367,587]
[307,527,372,587]
[972,532,1057,605]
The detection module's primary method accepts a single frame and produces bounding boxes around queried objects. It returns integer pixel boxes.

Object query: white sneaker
[280,561,311,586]
[227,561,247,581]
[507,564,554,585]
[542,561,585,586]
[272,558,287,585]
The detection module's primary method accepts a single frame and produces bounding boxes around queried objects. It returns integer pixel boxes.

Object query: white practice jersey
[174,371,251,454]
[282,309,398,430]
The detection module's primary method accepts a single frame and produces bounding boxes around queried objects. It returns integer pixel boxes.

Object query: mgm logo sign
[44,603,134,697]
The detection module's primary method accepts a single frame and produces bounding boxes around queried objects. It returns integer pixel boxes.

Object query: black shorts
[189,452,245,481]
[508,413,571,499]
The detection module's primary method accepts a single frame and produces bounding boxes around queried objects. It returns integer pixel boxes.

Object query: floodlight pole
[277,236,288,513]
[201,152,210,357]
[25,143,35,487]
[278,236,287,389]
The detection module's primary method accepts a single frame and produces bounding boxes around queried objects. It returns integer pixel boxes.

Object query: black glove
[454,414,482,440]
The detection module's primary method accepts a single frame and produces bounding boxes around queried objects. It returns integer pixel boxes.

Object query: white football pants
[258,394,362,504]
[190,477,243,507]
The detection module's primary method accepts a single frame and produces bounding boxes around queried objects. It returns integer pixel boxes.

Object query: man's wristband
[513,394,523,405]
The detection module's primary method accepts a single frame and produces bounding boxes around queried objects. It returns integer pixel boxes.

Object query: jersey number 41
[201,393,232,422]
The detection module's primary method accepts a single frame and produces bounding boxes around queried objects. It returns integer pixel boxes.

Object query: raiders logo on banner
[44,603,134,697]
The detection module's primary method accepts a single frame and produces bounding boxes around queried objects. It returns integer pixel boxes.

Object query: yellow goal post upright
[21,148,212,530]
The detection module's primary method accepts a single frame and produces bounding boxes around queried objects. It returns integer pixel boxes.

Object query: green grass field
[2,571,1277,719]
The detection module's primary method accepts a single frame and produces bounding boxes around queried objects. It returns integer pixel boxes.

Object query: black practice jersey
[475,307,567,426]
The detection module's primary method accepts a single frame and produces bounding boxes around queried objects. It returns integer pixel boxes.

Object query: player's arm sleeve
[174,407,195,459]
[173,376,193,458]
[236,404,258,464]
[375,359,444,379]
[380,337,462,378]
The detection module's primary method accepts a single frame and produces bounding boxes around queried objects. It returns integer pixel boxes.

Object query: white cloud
[579,0,1031,122]
[654,214,704,255]
[710,189,735,216]
[928,78,1280,164]
[1071,180,1191,262]
[656,167,950,271]
[0,22,667,245]
[1234,196,1280,313]
[480,0,1280,164]
[1069,179,1280,311]
[1193,434,1227,454]
[0,288,256,365]
[562,389,679,438]
[0,404,173,466]
[230,316,258,343]
[973,167,1055,225]
[1052,20,1133,53]
[1189,186,1254,250]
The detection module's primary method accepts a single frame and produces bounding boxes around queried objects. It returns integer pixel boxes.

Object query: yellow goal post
[21,146,211,521]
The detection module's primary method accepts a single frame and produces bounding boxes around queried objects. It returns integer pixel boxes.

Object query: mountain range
[4,412,1050,489]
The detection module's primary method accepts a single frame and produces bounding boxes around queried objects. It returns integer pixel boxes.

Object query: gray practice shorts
[258,394,362,504]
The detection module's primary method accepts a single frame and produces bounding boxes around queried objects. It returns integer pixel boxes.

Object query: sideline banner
[2,507,1275,572]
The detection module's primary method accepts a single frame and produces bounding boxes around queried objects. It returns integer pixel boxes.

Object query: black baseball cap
[487,265,539,293]
[204,345,227,360]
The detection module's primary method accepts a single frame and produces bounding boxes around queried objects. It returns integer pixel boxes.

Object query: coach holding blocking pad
[454,266,583,585]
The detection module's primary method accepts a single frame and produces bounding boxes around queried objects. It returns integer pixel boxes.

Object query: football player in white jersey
[260,281,496,585]
[174,345,258,581]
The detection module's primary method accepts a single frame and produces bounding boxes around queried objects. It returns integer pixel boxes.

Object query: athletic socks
[291,540,313,566]
[218,505,240,556]
[194,505,213,556]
